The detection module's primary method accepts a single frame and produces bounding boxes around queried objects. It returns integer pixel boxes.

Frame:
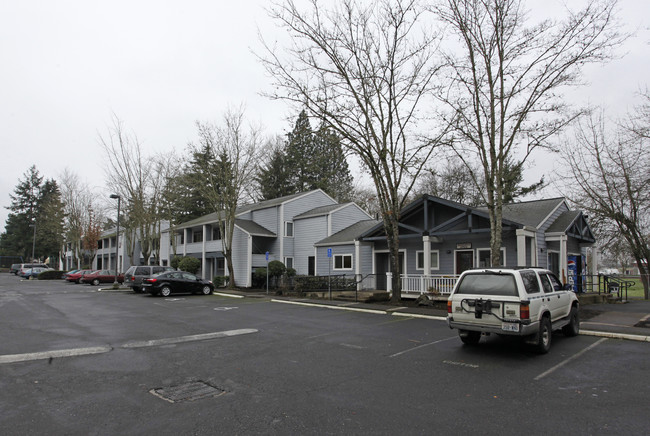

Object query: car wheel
[77,278,83,284]
[562,307,580,337]
[459,330,481,345]
[160,286,172,297]
[534,317,552,354]
[201,285,212,295]
[132,286,142,293]
[92,279,100,286]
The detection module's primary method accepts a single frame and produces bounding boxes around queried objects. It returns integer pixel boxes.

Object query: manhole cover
[150,381,226,403]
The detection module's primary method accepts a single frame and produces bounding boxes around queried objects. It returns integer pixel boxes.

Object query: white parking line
[120,329,258,348]
[389,336,457,358]
[534,338,608,381]
[0,346,112,364]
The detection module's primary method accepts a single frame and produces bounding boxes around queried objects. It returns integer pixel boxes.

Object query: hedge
[38,270,65,280]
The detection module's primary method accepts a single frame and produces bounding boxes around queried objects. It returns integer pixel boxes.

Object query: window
[284,257,294,269]
[193,230,203,243]
[178,232,185,245]
[334,254,353,270]
[416,251,440,270]
[212,227,222,241]
[477,248,505,267]
[541,273,563,292]
[521,270,541,294]
[284,221,294,237]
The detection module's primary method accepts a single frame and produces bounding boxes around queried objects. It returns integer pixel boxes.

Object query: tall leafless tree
[260,0,447,302]
[59,169,95,268]
[100,115,163,266]
[192,106,261,287]
[561,108,650,299]
[434,0,626,267]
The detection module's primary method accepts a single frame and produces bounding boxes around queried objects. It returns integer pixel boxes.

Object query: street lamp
[110,194,121,285]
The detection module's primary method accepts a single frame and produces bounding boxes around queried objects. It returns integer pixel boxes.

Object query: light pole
[110,194,121,285]
[29,220,36,262]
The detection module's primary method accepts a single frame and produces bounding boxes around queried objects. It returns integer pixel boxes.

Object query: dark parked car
[124,265,175,293]
[81,270,124,285]
[141,271,214,297]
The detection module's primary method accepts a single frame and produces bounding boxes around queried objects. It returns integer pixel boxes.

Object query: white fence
[387,273,459,296]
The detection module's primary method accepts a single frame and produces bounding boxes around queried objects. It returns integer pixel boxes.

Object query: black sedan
[141,271,214,297]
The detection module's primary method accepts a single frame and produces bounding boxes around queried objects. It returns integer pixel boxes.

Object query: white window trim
[284,221,294,238]
[415,250,440,271]
[333,254,353,271]
[284,256,294,269]
[476,247,506,267]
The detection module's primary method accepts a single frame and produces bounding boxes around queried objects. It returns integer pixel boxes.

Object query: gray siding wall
[537,202,568,267]
[316,244,355,276]
[251,207,277,234]
[282,191,336,264]
[294,216,328,275]
[330,204,370,235]
[232,227,250,287]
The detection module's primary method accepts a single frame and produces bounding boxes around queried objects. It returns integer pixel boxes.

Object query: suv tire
[562,307,580,337]
[460,330,481,345]
[534,317,552,354]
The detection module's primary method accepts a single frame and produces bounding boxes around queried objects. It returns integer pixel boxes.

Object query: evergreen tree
[256,110,354,201]
[256,137,293,200]
[285,109,315,192]
[313,125,353,202]
[1,166,64,262]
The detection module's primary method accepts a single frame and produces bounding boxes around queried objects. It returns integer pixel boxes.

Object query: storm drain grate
[150,381,226,403]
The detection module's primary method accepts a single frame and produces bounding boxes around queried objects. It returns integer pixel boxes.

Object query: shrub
[38,270,65,280]
[170,255,183,270]
[267,261,286,278]
[213,275,229,287]
[253,268,268,288]
[178,256,201,274]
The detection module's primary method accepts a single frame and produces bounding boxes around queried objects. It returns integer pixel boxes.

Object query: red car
[81,270,124,285]
[65,269,95,284]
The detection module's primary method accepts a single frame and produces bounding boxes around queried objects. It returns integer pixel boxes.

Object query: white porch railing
[390,273,459,295]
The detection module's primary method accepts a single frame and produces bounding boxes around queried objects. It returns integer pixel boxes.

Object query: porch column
[559,235,568,284]
[202,224,207,279]
[516,229,527,267]
[355,240,361,291]
[590,246,599,292]
[109,237,113,270]
[423,235,431,275]
[530,235,537,267]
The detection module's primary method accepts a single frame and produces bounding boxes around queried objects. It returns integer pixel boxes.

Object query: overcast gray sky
[1,0,648,229]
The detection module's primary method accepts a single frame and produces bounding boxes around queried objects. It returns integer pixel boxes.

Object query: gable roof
[174,189,332,229]
[546,210,596,243]
[498,197,566,228]
[234,219,276,237]
[294,203,347,220]
[315,220,381,246]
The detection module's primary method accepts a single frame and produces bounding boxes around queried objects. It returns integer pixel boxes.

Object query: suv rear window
[520,270,541,294]
[455,273,518,296]
[135,267,150,275]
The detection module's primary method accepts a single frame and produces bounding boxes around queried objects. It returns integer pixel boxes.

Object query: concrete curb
[580,330,650,342]
[268,297,650,342]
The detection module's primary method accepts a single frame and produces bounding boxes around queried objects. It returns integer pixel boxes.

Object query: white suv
[446,268,579,353]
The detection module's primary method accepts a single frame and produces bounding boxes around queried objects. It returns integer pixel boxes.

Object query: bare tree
[260,0,447,302]
[59,169,95,268]
[561,109,650,299]
[192,106,261,287]
[99,115,163,266]
[434,0,626,266]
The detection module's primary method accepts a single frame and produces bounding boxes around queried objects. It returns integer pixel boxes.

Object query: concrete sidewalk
[215,289,650,342]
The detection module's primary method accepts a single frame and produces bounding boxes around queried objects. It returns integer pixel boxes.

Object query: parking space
[1,275,649,434]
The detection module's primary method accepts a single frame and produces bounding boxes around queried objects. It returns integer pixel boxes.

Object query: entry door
[308,256,315,276]
[455,250,474,275]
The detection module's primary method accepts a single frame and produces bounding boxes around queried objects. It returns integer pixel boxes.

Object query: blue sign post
[327,248,332,300]
[265,251,269,295]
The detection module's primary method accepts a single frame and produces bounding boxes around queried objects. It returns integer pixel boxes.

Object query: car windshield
[455,272,518,296]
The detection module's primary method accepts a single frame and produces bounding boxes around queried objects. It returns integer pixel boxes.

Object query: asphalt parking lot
[1,275,649,435]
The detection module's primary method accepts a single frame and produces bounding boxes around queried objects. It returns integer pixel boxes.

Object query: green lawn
[618,277,648,299]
